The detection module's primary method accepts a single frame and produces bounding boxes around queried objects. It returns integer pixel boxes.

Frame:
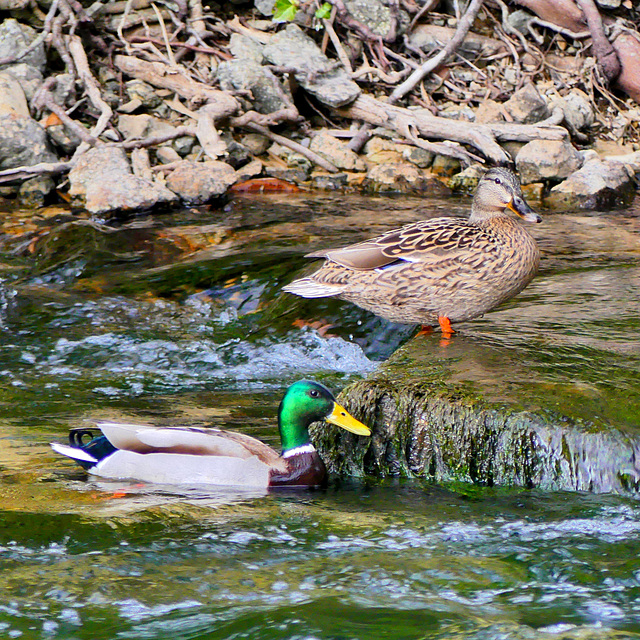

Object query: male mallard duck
[283,167,541,336]
[51,380,370,488]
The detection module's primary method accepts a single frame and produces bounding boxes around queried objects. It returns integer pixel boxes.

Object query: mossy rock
[312,335,640,496]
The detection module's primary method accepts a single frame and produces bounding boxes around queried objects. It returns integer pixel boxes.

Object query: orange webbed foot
[438,316,455,339]
[415,325,434,337]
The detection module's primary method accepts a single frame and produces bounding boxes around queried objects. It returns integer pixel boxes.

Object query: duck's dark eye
[309,389,319,398]
[494,177,502,185]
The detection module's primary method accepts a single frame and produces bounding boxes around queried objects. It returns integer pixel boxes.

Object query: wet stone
[68,146,179,214]
[311,172,349,190]
[546,157,636,209]
[17,175,54,208]
[165,160,238,204]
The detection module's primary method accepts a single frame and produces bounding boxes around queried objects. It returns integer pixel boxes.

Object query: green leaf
[273,0,299,23]
[314,2,332,20]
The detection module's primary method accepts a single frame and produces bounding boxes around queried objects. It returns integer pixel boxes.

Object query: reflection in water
[0,194,639,638]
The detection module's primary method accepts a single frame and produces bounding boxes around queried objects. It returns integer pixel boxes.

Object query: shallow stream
[0,191,639,639]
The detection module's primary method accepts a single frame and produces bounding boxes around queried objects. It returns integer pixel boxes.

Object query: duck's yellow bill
[327,403,371,436]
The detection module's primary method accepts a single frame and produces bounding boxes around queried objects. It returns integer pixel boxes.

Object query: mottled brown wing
[306,218,495,271]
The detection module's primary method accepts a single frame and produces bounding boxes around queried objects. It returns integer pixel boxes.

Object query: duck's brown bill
[507,198,542,223]
[327,403,371,436]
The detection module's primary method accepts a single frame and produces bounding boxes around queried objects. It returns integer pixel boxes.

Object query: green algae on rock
[312,333,640,496]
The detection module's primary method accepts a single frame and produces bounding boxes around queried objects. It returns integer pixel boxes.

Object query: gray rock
[309,131,365,171]
[265,166,310,184]
[551,90,594,133]
[46,123,82,156]
[312,172,349,190]
[165,160,238,204]
[546,158,636,209]
[156,146,182,164]
[0,0,30,8]
[504,83,550,124]
[596,0,620,6]
[344,0,409,38]
[235,158,263,182]
[240,133,270,156]
[228,33,264,63]
[263,24,360,108]
[172,135,196,157]
[516,138,582,184]
[125,80,163,109]
[0,19,46,72]
[69,146,178,214]
[117,114,176,140]
[402,145,434,169]
[254,0,275,16]
[18,175,54,208]
[507,9,535,35]
[0,70,30,117]
[217,59,290,115]
[2,63,43,103]
[45,73,77,109]
[409,24,506,59]
[0,112,58,170]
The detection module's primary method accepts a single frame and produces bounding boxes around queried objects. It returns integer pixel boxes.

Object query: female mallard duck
[283,167,541,336]
[51,380,370,488]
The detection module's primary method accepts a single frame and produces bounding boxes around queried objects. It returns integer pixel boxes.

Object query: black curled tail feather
[68,428,117,469]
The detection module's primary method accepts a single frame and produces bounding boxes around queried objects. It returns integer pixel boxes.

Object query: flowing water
[0,192,639,639]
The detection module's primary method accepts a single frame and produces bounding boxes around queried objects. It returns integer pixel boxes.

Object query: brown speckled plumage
[283,168,541,328]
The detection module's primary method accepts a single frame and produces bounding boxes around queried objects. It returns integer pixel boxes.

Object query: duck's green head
[472,167,542,223]
[278,380,370,453]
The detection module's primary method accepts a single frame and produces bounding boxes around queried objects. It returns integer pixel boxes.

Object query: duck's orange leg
[438,316,455,338]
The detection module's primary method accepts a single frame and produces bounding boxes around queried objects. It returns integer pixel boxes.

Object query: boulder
[68,146,179,214]
[516,138,582,184]
[218,59,291,116]
[546,157,636,209]
[263,24,360,108]
[165,160,238,204]
[312,335,640,496]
